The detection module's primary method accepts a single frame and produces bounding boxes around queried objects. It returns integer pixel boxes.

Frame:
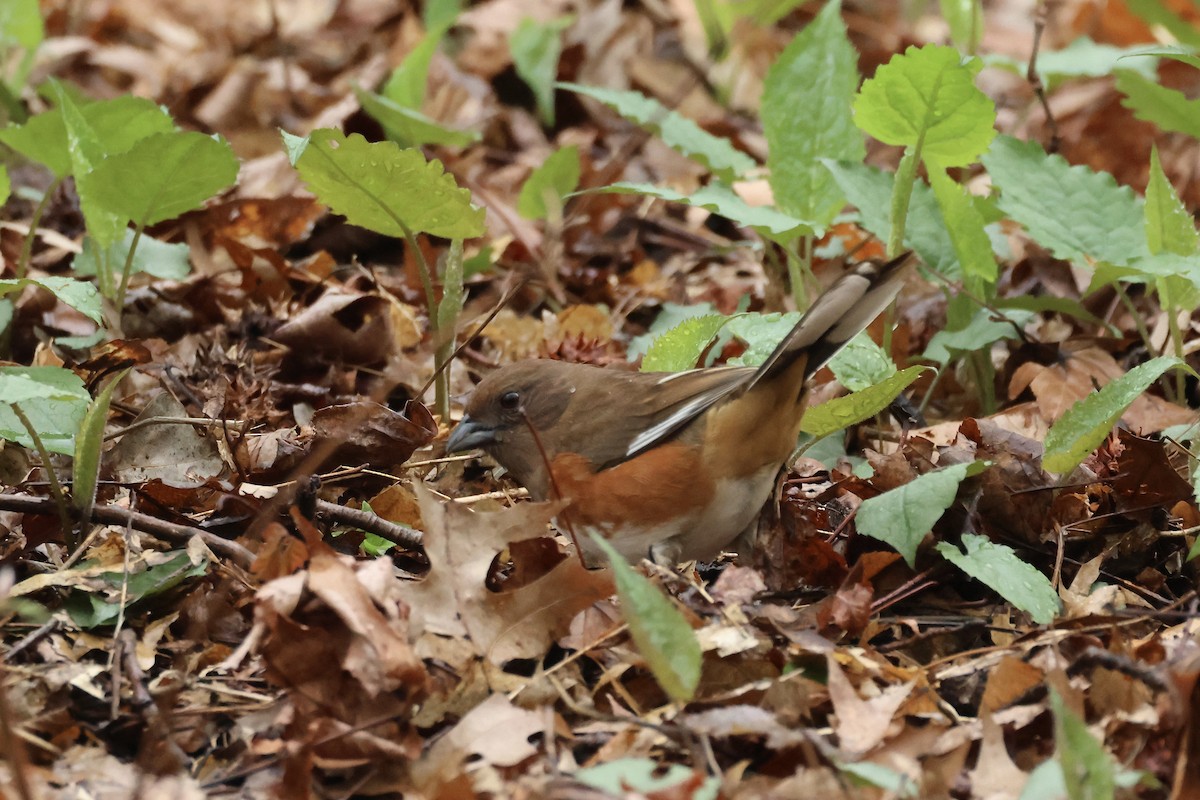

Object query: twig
[314,498,422,550]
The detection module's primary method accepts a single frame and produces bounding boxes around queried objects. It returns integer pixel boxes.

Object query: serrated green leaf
[73,230,191,283]
[854,44,996,168]
[0,366,90,454]
[1044,356,1190,473]
[923,308,1034,364]
[828,334,896,392]
[356,87,479,148]
[856,459,989,566]
[1145,145,1198,256]
[629,301,721,359]
[761,0,860,226]
[0,94,174,178]
[73,369,129,520]
[1123,45,1200,71]
[982,135,1148,266]
[56,87,125,247]
[935,533,1060,623]
[823,159,958,276]
[285,128,485,239]
[81,131,238,227]
[1124,0,1200,48]
[725,311,800,366]
[0,0,42,50]
[596,182,808,239]
[0,277,101,324]
[590,534,701,703]
[928,167,996,290]
[1050,689,1117,800]
[562,83,755,181]
[641,314,731,372]
[1115,70,1200,139]
[517,145,580,219]
[800,366,926,439]
[511,17,567,126]
[985,37,1159,83]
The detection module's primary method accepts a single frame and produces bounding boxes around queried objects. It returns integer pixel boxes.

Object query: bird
[446,252,913,567]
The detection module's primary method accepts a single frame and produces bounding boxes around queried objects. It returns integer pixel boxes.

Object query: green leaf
[73,369,129,520]
[1115,70,1200,139]
[511,17,567,126]
[0,277,102,324]
[629,301,721,359]
[81,131,238,227]
[828,334,896,392]
[596,181,808,239]
[1050,689,1116,800]
[941,0,982,53]
[576,758,719,799]
[1043,356,1189,474]
[0,164,9,205]
[0,94,174,178]
[1124,0,1200,48]
[381,23,448,109]
[928,167,996,290]
[517,145,580,219]
[561,83,755,181]
[0,0,42,50]
[66,550,209,629]
[590,534,701,703]
[0,366,90,454]
[936,533,1060,623]
[424,0,461,30]
[285,128,485,239]
[73,230,191,283]
[761,0,861,225]
[801,366,926,439]
[725,311,800,366]
[855,459,989,566]
[641,314,731,372]
[823,159,958,277]
[356,87,479,148]
[1123,45,1200,71]
[838,762,918,796]
[982,135,1148,266]
[854,44,996,168]
[985,37,1159,83]
[56,87,125,247]
[923,308,1034,364]
[1145,145,1198,256]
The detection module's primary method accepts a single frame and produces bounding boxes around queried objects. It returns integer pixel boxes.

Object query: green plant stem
[888,148,920,258]
[967,350,996,415]
[919,364,948,415]
[16,177,62,279]
[115,223,145,313]
[1167,304,1186,402]
[789,233,814,309]
[397,222,448,414]
[10,402,73,542]
[1112,282,1173,399]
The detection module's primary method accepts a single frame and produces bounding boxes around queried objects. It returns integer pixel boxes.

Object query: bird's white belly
[572,464,779,565]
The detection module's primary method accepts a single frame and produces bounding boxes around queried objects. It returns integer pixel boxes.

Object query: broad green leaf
[923,308,1034,364]
[285,128,485,239]
[0,277,102,324]
[0,0,42,50]
[577,758,720,799]
[941,0,982,53]
[561,83,755,181]
[838,762,918,797]
[517,145,580,219]
[1124,45,1200,71]
[641,314,730,372]
[823,159,958,276]
[982,135,1148,266]
[73,230,191,282]
[928,168,996,290]
[65,550,209,629]
[762,0,861,225]
[0,164,9,205]
[423,0,461,29]
[801,366,926,439]
[0,94,174,178]
[985,37,1159,83]
[597,181,808,239]
[856,459,989,566]
[590,534,701,703]
[511,17,567,126]
[73,369,129,520]
[829,334,896,392]
[382,22,449,109]
[725,311,800,366]
[628,301,721,359]
[1043,356,1190,473]
[1115,70,1200,139]
[82,131,238,227]
[0,366,90,454]
[356,87,479,148]
[935,534,1060,623]
[854,44,996,168]
[1124,0,1200,48]
[1145,145,1198,256]
[56,87,125,247]
[1050,689,1116,800]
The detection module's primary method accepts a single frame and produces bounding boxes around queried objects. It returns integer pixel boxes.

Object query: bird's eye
[499,391,521,410]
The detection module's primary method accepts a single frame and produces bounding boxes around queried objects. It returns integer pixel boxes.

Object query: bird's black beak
[445,416,497,453]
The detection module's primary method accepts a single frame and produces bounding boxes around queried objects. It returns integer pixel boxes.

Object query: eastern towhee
[447,253,913,566]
